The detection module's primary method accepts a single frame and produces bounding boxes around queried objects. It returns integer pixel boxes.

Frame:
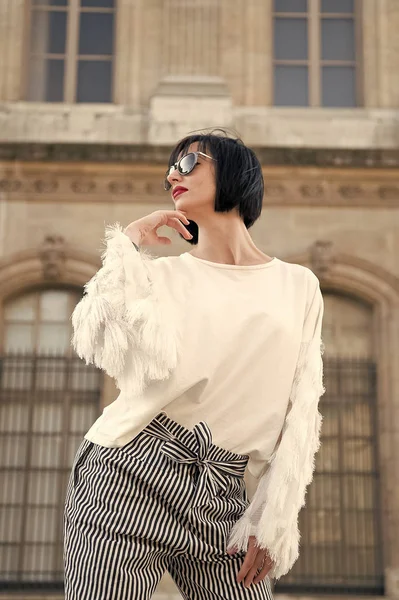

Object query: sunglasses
[164,151,216,191]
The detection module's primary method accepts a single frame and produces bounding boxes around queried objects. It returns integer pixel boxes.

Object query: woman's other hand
[227,536,274,588]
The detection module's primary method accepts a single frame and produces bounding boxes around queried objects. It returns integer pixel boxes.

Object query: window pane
[23,544,58,578]
[79,12,114,55]
[33,403,63,433]
[27,58,65,101]
[342,440,374,472]
[4,295,36,321]
[28,471,59,504]
[37,323,70,352]
[274,18,308,60]
[25,508,57,543]
[274,0,307,12]
[70,359,101,391]
[30,10,67,54]
[274,65,308,106]
[321,0,354,12]
[4,324,35,352]
[77,60,112,102]
[40,290,70,321]
[70,404,98,432]
[322,66,356,106]
[0,436,28,468]
[36,357,67,390]
[342,475,375,510]
[0,509,22,542]
[31,435,62,467]
[321,18,355,61]
[1,359,33,390]
[0,403,29,433]
[81,0,114,6]
[1,472,25,504]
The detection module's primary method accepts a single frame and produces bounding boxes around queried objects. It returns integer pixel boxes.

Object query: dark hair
[167,128,264,245]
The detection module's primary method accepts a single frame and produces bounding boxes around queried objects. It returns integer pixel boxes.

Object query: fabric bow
[147,419,245,508]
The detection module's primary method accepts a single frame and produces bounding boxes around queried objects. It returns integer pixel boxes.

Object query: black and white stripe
[64,412,274,599]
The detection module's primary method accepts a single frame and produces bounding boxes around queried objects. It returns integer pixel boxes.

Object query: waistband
[142,412,249,508]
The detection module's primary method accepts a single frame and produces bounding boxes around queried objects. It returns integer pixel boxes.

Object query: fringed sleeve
[71,223,180,395]
[226,277,325,581]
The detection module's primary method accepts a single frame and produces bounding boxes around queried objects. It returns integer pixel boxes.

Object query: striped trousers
[63,412,274,599]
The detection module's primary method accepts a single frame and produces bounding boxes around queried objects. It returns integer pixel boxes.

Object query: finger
[253,553,274,584]
[243,565,261,588]
[168,210,190,225]
[242,551,267,588]
[236,548,257,583]
[253,562,273,584]
[169,217,193,238]
[156,237,172,245]
[180,213,190,224]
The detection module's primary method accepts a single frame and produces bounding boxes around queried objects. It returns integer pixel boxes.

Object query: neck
[188,214,273,266]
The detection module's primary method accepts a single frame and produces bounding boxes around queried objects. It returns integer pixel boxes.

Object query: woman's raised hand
[123,210,192,246]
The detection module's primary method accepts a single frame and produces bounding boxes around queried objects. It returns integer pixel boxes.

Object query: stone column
[161,0,220,78]
[220,0,272,108]
[361,0,379,107]
[242,0,272,107]
[0,0,25,101]
[148,0,232,144]
[114,0,143,107]
[362,0,399,109]
[28,11,51,101]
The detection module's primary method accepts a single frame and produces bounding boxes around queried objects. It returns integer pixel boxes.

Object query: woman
[64,130,325,599]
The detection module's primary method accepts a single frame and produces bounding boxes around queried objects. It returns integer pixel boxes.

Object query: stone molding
[1,162,399,207]
[2,143,399,167]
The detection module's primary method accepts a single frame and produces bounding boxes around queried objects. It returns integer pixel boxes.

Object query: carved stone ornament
[39,235,66,280]
[300,184,324,198]
[309,240,335,277]
[264,184,285,197]
[378,186,399,200]
[339,185,363,199]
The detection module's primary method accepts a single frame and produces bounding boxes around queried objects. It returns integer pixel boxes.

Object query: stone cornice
[1,160,399,207]
[1,143,399,168]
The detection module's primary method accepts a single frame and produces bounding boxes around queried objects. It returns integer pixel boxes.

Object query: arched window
[275,292,384,594]
[26,0,115,102]
[273,0,359,106]
[0,289,101,589]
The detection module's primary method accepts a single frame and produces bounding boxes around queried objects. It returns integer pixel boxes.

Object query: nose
[167,167,184,189]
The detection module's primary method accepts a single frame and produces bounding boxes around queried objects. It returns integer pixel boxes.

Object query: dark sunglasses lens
[179,153,196,175]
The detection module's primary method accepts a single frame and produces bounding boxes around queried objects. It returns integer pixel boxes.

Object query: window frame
[0,287,102,587]
[271,0,363,107]
[23,0,117,103]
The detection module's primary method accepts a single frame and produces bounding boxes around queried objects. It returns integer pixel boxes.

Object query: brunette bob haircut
[166,129,264,246]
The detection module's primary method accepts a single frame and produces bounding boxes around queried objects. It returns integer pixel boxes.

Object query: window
[0,290,101,587]
[273,0,358,107]
[275,294,383,594]
[26,0,115,103]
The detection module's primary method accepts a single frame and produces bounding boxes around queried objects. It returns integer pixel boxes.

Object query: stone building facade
[0,0,399,599]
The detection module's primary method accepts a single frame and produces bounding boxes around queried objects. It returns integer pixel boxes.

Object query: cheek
[194,173,215,195]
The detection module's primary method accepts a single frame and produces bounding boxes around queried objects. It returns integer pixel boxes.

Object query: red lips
[172,186,188,199]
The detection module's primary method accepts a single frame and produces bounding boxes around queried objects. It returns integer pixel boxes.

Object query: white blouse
[71,223,325,580]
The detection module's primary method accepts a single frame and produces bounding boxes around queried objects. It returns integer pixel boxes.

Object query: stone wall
[1,0,399,597]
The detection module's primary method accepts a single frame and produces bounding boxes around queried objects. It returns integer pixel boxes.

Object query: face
[167,142,216,220]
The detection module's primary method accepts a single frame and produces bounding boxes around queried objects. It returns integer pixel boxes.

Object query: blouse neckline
[181,253,279,270]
